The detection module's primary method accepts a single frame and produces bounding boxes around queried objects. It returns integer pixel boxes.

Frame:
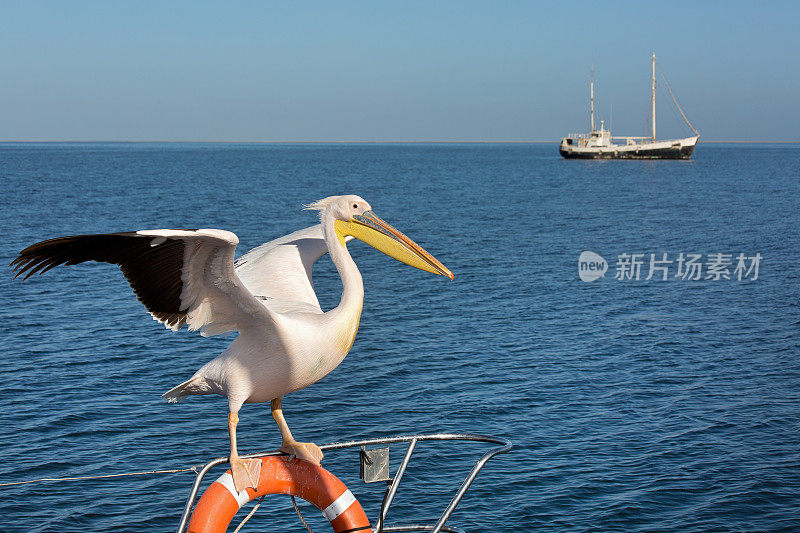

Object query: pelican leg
[228,411,261,492]
[271,397,323,464]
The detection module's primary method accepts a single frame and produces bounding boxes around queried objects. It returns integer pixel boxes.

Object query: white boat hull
[560,135,698,160]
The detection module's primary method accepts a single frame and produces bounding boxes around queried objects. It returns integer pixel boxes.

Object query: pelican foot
[280,440,324,464]
[230,457,261,492]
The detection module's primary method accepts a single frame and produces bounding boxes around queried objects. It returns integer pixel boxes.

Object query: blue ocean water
[0,143,799,532]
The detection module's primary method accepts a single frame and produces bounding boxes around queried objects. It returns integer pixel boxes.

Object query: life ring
[188,456,372,533]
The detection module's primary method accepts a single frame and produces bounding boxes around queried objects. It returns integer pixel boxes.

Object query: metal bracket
[359,445,390,483]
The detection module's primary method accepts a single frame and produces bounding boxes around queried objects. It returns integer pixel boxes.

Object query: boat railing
[176,432,512,533]
[611,136,650,141]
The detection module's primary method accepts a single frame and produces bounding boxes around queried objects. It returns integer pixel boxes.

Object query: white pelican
[11,195,452,491]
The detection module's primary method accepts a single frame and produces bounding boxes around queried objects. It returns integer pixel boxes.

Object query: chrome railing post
[430,439,512,533]
[176,457,228,533]
[375,438,417,532]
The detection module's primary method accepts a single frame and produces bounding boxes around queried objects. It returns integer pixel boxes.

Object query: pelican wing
[234,224,330,314]
[11,229,272,336]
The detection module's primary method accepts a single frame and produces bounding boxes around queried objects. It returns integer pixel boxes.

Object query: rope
[231,493,317,533]
[233,495,265,533]
[292,495,315,533]
[0,466,200,487]
[658,63,699,136]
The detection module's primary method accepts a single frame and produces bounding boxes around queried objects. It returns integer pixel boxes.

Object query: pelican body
[11,195,452,490]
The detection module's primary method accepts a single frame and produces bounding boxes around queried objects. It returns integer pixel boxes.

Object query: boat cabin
[562,121,612,148]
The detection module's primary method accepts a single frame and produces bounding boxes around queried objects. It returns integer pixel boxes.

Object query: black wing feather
[10,232,194,328]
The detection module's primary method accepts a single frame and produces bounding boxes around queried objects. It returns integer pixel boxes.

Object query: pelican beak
[334,211,454,280]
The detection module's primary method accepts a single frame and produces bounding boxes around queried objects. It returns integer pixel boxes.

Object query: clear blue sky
[1,1,797,141]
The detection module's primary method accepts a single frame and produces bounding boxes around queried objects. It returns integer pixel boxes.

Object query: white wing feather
[234,225,330,314]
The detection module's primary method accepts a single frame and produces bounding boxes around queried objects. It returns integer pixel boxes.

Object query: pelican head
[306,195,453,280]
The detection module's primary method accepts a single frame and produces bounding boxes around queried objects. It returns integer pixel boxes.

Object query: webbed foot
[280,440,324,464]
[230,456,261,492]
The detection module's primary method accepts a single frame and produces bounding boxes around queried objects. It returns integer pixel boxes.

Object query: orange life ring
[188,456,372,533]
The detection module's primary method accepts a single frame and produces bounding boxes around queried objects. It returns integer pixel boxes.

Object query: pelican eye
[353,203,358,208]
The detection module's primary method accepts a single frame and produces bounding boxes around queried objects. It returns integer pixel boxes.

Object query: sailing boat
[559,53,699,159]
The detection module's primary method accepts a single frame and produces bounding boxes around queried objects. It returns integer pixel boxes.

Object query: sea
[0,142,798,532]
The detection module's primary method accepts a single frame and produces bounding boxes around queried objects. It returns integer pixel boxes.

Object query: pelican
[11,195,452,491]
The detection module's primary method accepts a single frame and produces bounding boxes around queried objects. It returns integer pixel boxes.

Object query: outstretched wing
[235,224,331,314]
[11,229,272,336]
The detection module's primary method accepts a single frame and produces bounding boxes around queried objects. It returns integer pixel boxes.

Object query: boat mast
[589,68,595,132]
[651,52,656,141]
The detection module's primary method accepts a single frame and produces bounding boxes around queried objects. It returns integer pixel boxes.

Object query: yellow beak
[334,211,454,280]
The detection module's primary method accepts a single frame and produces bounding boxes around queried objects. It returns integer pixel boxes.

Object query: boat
[559,53,699,160]
[177,432,512,533]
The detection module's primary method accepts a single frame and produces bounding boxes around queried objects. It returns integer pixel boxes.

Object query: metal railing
[176,432,512,533]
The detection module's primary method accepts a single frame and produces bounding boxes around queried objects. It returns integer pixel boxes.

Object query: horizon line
[1,139,798,144]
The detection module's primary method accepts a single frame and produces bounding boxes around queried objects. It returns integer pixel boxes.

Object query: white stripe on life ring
[321,489,356,522]
[215,472,251,508]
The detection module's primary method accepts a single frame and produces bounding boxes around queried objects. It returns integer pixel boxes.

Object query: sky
[0,1,798,142]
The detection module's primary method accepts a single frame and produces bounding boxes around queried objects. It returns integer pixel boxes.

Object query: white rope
[292,495,315,533]
[0,466,200,487]
[233,495,265,533]
[231,495,314,533]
